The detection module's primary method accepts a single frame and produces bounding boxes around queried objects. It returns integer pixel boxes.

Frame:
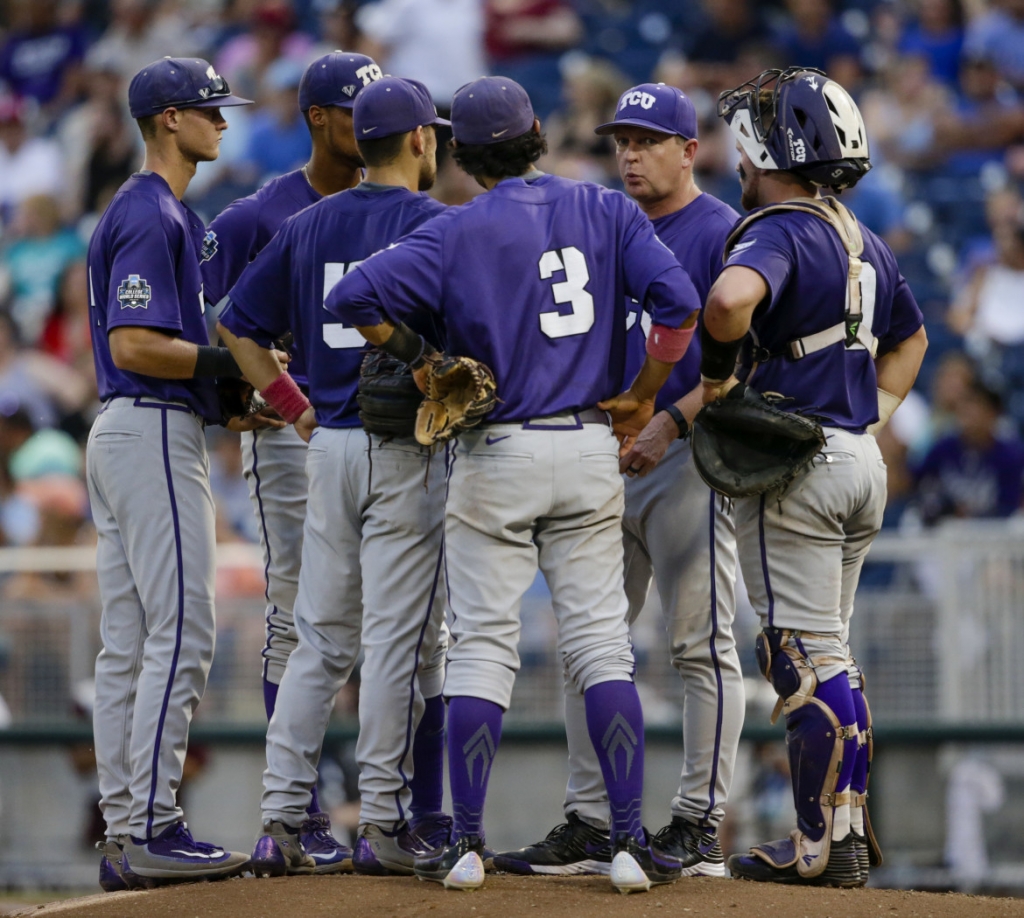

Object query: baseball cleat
[409,811,453,852]
[490,813,612,876]
[610,833,682,895]
[727,833,862,887]
[851,832,870,887]
[651,817,726,877]
[300,812,353,873]
[352,822,428,876]
[251,819,316,877]
[414,833,486,889]
[97,837,129,892]
[120,821,249,887]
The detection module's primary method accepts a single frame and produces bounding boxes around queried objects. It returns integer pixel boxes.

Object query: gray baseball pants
[563,439,744,829]
[88,397,216,839]
[262,427,447,829]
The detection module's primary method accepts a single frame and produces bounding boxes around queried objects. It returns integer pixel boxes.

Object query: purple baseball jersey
[725,209,924,431]
[202,169,321,387]
[326,173,701,422]
[625,192,739,412]
[87,171,220,422]
[219,184,445,428]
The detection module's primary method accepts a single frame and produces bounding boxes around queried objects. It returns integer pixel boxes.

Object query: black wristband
[194,345,242,378]
[380,321,437,368]
[699,322,745,382]
[664,404,689,439]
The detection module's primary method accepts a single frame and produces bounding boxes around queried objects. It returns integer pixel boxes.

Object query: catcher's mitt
[357,349,423,438]
[216,377,262,426]
[691,386,826,498]
[415,352,498,446]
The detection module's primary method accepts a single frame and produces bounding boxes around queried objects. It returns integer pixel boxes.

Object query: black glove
[357,348,424,438]
[216,377,262,426]
[691,386,826,498]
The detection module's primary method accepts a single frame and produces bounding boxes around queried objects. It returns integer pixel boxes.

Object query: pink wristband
[261,373,312,425]
[646,323,696,362]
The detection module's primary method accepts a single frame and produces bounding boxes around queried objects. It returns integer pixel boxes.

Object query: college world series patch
[200,230,218,262]
[117,274,152,309]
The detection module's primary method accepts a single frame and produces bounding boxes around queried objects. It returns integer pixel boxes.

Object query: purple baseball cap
[128,57,252,119]
[299,51,383,112]
[354,77,450,140]
[595,83,698,140]
[451,76,535,145]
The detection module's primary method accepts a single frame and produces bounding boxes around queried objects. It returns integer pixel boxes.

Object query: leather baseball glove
[415,352,498,446]
[691,385,826,498]
[357,348,424,438]
[216,377,263,426]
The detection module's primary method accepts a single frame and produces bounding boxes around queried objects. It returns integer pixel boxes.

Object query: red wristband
[647,323,695,363]
[261,373,311,425]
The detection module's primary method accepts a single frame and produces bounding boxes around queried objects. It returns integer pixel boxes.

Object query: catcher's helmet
[718,67,870,191]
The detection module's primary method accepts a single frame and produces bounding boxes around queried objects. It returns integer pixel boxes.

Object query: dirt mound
[16,875,1024,918]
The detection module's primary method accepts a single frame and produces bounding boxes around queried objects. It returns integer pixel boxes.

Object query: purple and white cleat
[300,812,353,874]
[96,837,130,892]
[352,822,429,876]
[251,820,316,877]
[409,812,453,852]
[120,821,248,887]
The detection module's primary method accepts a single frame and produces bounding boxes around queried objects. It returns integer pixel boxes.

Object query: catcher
[695,68,927,888]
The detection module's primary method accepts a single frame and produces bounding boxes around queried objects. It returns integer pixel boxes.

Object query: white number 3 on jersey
[538,246,594,339]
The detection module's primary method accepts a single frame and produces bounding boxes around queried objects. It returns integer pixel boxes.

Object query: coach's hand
[227,407,287,433]
[619,410,677,477]
[598,387,655,444]
[294,406,319,443]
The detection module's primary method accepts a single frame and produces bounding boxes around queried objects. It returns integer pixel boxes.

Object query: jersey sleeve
[105,197,187,334]
[875,274,924,356]
[721,217,794,307]
[219,226,293,348]
[620,203,700,326]
[201,198,260,308]
[325,219,446,327]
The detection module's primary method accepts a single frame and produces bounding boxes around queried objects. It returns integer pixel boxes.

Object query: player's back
[728,208,918,431]
[228,184,444,428]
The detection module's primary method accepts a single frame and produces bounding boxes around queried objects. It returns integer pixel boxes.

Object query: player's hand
[412,364,429,394]
[701,374,740,405]
[226,406,287,433]
[597,388,656,444]
[619,410,677,477]
[272,348,291,366]
[294,406,318,443]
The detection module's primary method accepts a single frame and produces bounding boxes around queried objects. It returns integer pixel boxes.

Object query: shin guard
[851,676,882,867]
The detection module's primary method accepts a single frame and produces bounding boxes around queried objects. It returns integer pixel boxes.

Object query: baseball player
[201,51,396,871]
[88,57,259,889]
[703,67,927,886]
[327,76,703,895]
[493,83,744,879]
[216,76,452,878]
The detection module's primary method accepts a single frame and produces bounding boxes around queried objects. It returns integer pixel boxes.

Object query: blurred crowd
[0,0,1022,562]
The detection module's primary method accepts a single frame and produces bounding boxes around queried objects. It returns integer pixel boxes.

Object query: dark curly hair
[449,130,548,180]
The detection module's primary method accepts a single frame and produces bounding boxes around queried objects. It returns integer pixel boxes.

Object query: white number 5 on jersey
[322,261,365,349]
[538,246,594,339]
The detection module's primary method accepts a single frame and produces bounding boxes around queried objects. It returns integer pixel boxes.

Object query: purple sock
[814,673,857,793]
[410,694,446,819]
[263,678,279,721]
[447,696,503,839]
[584,679,645,844]
[307,783,321,816]
[851,686,869,797]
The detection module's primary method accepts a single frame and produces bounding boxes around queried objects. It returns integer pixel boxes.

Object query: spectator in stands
[773,0,863,90]
[484,0,583,118]
[913,378,1024,524]
[242,57,312,181]
[0,96,64,224]
[85,0,198,82]
[0,195,86,346]
[963,0,1024,93]
[680,0,769,93]
[216,1,316,105]
[897,0,965,88]
[357,0,486,107]
[0,0,86,117]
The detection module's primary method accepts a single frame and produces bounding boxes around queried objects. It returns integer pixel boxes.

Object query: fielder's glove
[216,377,263,426]
[357,348,423,439]
[415,352,498,446]
[691,385,826,498]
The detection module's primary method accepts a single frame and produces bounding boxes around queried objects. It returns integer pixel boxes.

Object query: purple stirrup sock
[307,783,322,816]
[584,679,645,844]
[263,678,279,721]
[410,694,446,819]
[814,673,858,794]
[447,696,503,839]
[851,686,869,797]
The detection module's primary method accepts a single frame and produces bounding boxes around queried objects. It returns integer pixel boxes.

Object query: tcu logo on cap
[620,90,656,111]
[356,63,384,86]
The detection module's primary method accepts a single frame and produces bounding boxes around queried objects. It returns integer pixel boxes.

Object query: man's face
[176,106,228,162]
[736,144,761,211]
[322,105,364,167]
[614,126,693,207]
[419,125,438,191]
